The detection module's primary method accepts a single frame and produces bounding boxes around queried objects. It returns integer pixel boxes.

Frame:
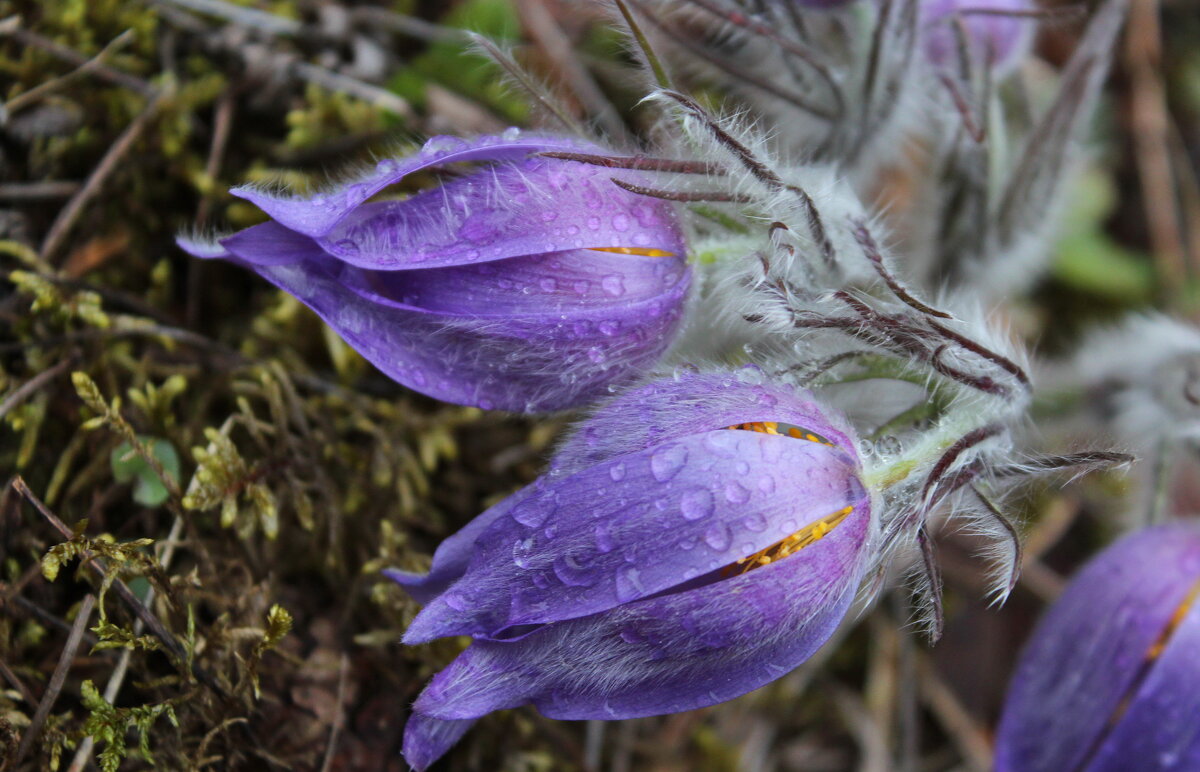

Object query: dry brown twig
[14,594,97,765]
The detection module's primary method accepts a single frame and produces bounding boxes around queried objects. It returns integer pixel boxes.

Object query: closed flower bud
[920,0,1035,74]
[179,133,690,412]
[996,522,1200,771]
[388,370,874,770]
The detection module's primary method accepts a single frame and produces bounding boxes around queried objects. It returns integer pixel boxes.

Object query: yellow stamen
[1146,578,1200,661]
[588,246,676,257]
[726,506,854,576]
[726,421,836,446]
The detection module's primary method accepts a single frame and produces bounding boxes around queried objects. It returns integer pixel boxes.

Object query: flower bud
[179,133,690,413]
[996,522,1200,771]
[388,370,875,769]
[920,0,1035,74]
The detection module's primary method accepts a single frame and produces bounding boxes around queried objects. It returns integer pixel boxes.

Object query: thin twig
[0,357,75,421]
[1,26,153,96]
[4,29,136,113]
[0,652,38,707]
[515,0,626,139]
[15,594,96,765]
[318,653,352,772]
[0,181,81,201]
[40,90,166,263]
[67,515,186,772]
[11,477,228,697]
[917,655,992,771]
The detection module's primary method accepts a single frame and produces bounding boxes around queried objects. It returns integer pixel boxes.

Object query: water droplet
[539,277,557,292]
[742,512,768,532]
[619,627,645,644]
[678,536,697,550]
[513,536,536,567]
[650,444,688,482]
[512,500,551,528]
[443,590,469,611]
[598,321,619,336]
[724,482,751,504]
[736,461,750,475]
[875,435,903,456]
[586,216,601,230]
[573,280,590,295]
[609,462,627,481]
[594,523,616,553]
[757,475,776,494]
[703,522,732,551]
[680,488,714,521]
[612,214,630,232]
[587,347,606,364]
[502,126,522,140]
[601,275,625,297]
[554,552,598,587]
[615,566,645,601]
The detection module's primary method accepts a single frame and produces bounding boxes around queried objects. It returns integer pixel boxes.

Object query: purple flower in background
[179,133,690,413]
[996,522,1200,772]
[387,370,874,770]
[920,0,1035,73]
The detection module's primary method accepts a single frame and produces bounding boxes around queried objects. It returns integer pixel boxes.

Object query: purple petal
[401,714,476,772]
[996,523,1200,772]
[552,370,859,477]
[921,0,1034,73]
[404,428,865,643]
[1088,598,1200,770]
[411,502,870,722]
[343,249,686,317]
[385,477,558,605]
[217,221,328,266]
[312,159,685,271]
[244,257,689,411]
[231,134,586,239]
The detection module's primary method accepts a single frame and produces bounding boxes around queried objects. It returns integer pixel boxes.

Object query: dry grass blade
[14,594,96,765]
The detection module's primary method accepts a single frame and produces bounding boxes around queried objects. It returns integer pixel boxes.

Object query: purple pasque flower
[996,522,1200,772]
[179,133,690,413]
[386,370,874,770]
[920,0,1035,73]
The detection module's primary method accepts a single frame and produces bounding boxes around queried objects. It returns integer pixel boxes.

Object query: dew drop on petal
[554,553,598,587]
[601,275,625,297]
[539,277,557,292]
[598,321,619,336]
[594,523,616,553]
[724,482,751,504]
[703,522,732,551]
[680,488,714,521]
[609,462,627,481]
[742,512,768,532]
[650,444,688,482]
[615,566,645,602]
[512,501,551,528]
[513,536,536,568]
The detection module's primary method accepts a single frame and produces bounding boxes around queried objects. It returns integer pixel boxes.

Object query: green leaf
[110,436,180,506]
